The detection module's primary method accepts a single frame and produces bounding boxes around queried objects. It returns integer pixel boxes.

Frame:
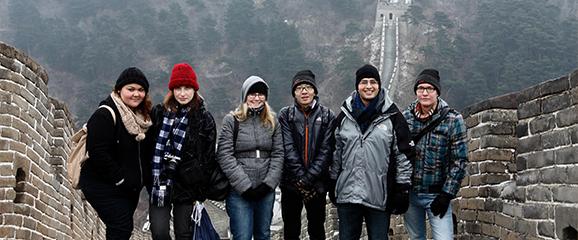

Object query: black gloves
[431,192,453,218]
[386,184,410,214]
[241,183,272,201]
[327,179,337,204]
[296,179,317,202]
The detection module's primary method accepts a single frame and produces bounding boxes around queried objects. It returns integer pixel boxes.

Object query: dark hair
[162,90,202,112]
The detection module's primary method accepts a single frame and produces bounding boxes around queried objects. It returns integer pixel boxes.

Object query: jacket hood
[342,88,392,114]
[240,76,269,104]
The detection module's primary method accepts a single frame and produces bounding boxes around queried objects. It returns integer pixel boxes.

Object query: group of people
[79,62,467,240]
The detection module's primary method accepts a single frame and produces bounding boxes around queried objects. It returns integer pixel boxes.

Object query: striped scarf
[151,107,189,207]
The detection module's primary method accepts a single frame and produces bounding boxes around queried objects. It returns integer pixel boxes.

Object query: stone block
[480,135,517,149]
[538,221,555,238]
[571,69,578,88]
[517,170,540,186]
[555,206,578,238]
[571,87,578,105]
[555,145,578,164]
[464,222,482,234]
[458,187,478,198]
[542,92,571,114]
[470,122,515,138]
[540,76,570,96]
[495,213,515,230]
[517,135,542,154]
[524,150,555,169]
[526,185,552,202]
[484,198,503,211]
[540,167,568,184]
[553,186,578,203]
[468,138,480,151]
[568,166,578,184]
[529,114,555,134]
[481,222,500,238]
[542,127,571,150]
[570,125,578,144]
[465,115,480,128]
[516,120,529,138]
[479,162,507,173]
[517,219,538,236]
[556,105,578,127]
[458,209,477,221]
[523,204,550,219]
[480,109,517,123]
[518,99,541,119]
[516,154,527,171]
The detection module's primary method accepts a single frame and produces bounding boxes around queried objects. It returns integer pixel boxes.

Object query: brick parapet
[0,41,106,239]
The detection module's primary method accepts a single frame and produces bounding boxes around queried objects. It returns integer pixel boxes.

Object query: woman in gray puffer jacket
[217,76,284,240]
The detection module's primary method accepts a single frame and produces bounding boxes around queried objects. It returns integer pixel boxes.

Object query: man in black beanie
[402,68,468,240]
[328,64,413,240]
[278,69,335,240]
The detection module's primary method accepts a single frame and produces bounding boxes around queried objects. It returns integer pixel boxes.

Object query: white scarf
[110,92,152,141]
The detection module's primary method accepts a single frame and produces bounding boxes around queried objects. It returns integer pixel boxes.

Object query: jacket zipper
[304,112,309,168]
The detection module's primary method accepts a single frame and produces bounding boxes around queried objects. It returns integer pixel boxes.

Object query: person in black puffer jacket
[80,67,153,240]
[278,70,335,240]
[148,63,217,240]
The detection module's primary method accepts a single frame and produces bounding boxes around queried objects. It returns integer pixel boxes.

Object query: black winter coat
[278,99,335,193]
[81,96,154,194]
[149,101,217,203]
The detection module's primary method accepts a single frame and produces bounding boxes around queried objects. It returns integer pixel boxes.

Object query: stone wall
[0,42,106,239]
[456,69,578,240]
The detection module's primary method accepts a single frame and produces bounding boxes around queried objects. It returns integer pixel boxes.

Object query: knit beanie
[241,76,269,103]
[355,64,381,89]
[414,69,441,94]
[115,67,149,93]
[168,63,199,91]
[291,70,318,96]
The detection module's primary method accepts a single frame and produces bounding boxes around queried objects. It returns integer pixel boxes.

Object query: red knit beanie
[168,63,199,90]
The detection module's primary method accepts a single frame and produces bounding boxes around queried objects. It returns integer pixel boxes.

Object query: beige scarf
[110,92,152,141]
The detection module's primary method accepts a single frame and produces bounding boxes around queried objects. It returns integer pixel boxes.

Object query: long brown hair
[162,90,202,112]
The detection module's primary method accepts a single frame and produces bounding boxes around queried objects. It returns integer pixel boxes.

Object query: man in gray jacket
[329,64,413,240]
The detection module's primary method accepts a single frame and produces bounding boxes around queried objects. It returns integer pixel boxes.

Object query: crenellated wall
[0,41,106,239]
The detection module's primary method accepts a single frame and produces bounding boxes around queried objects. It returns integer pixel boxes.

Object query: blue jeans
[226,190,275,240]
[403,192,453,240]
[337,203,390,240]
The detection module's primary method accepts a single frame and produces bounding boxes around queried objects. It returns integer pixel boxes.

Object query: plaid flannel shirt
[403,98,468,196]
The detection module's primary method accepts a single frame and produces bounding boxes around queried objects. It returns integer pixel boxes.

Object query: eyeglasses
[295,85,314,92]
[359,79,379,86]
[247,92,265,98]
[416,86,436,94]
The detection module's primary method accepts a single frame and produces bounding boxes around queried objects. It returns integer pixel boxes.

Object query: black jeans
[80,175,140,240]
[149,203,194,240]
[281,188,326,240]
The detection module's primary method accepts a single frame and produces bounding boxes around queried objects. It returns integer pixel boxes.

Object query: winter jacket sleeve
[443,112,468,196]
[302,108,335,185]
[262,118,284,189]
[391,108,413,185]
[216,114,253,194]
[86,106,123,184]
[279,107,304,181]
[329,114,345,180]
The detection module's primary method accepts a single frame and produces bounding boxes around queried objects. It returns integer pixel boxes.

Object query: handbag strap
[412,107,450,143]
